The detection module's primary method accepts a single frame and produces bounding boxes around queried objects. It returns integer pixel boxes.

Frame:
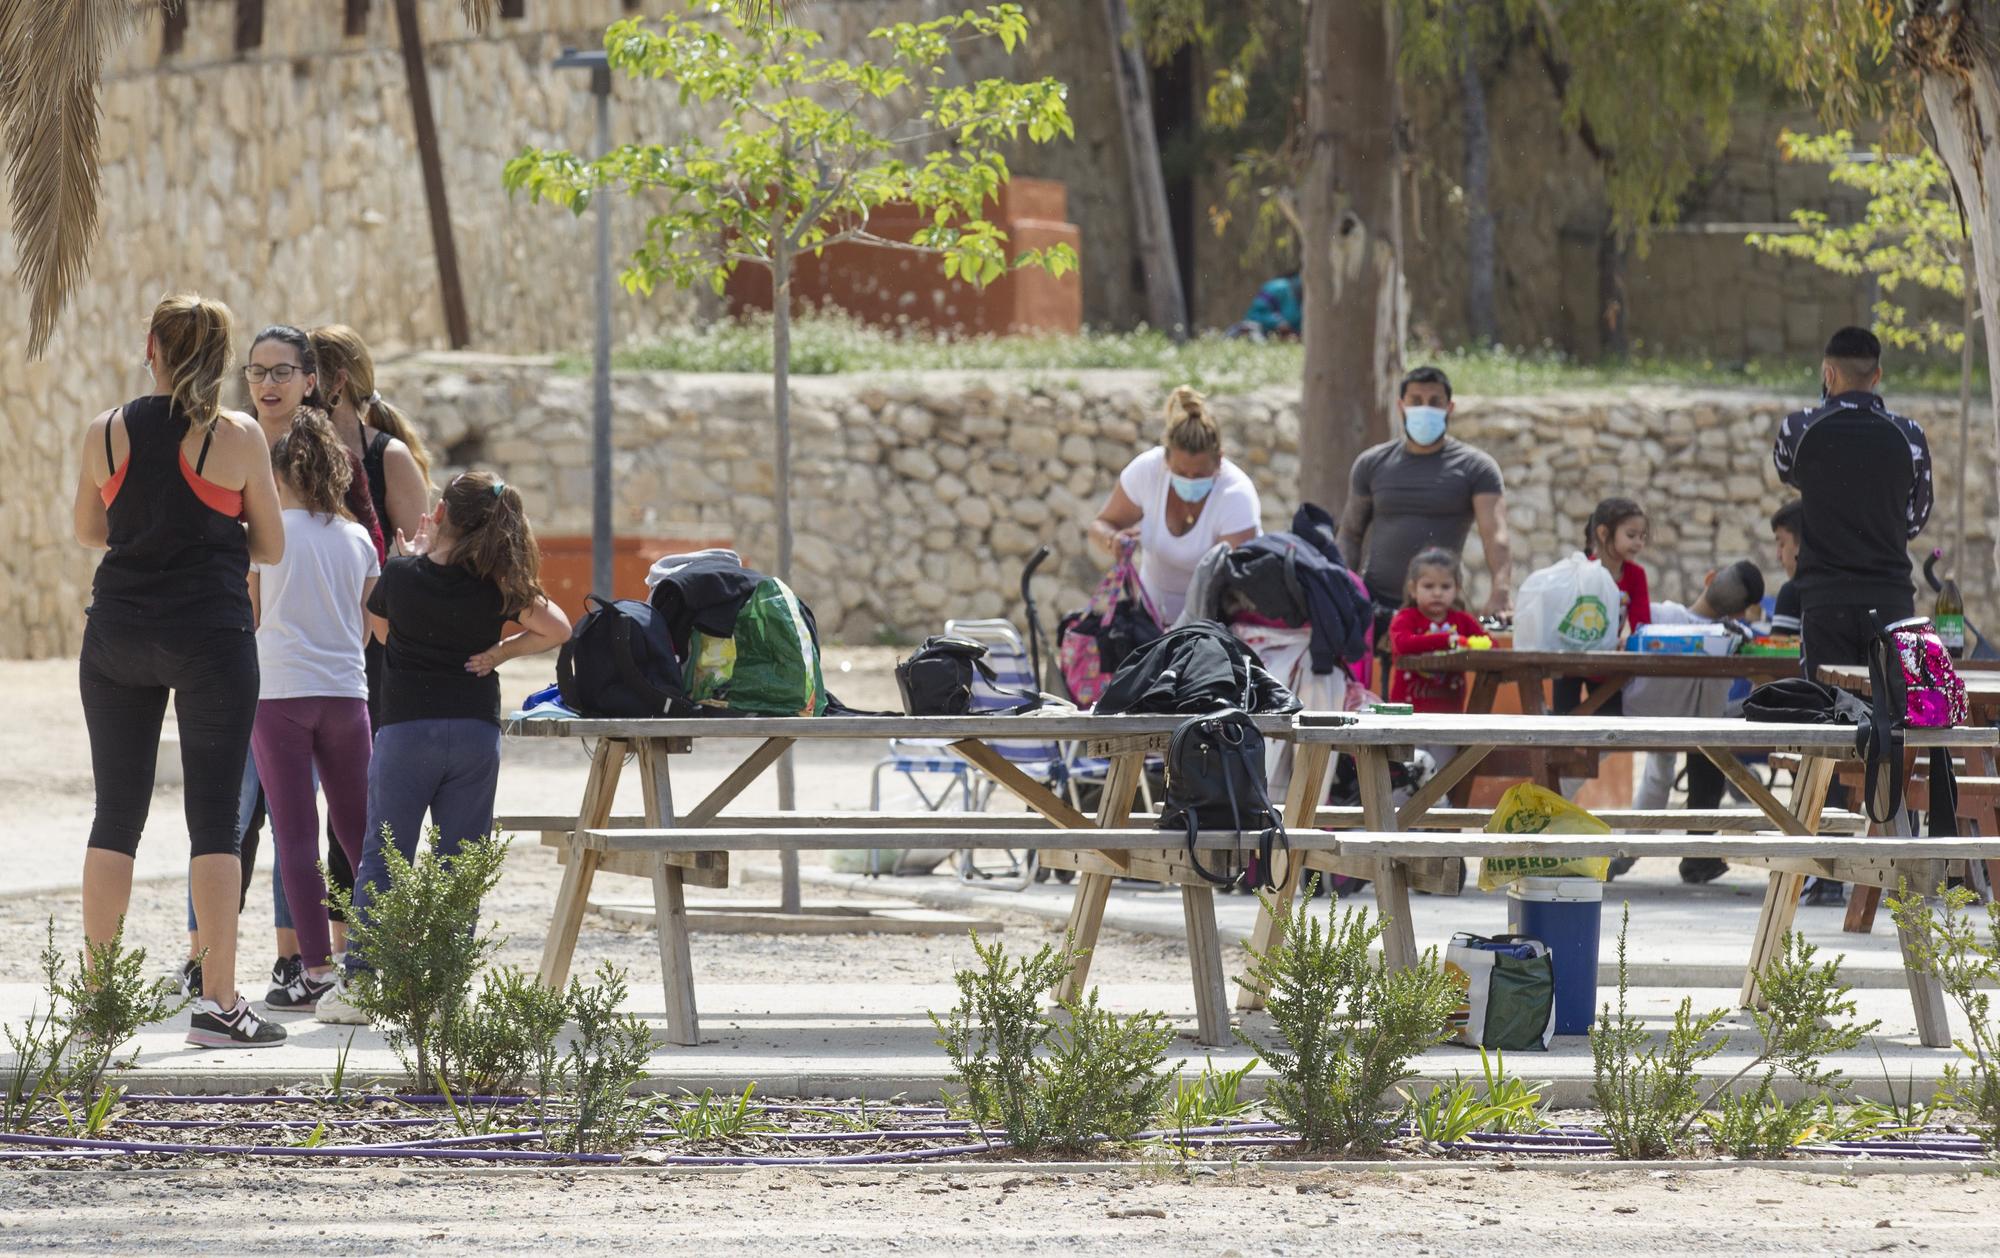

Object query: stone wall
[0,0,1124,657]
[372,357,2000,644]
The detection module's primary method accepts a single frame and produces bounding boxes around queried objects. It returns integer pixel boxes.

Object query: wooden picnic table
[1249,711,2000,1047]
[502,711,1299,1047]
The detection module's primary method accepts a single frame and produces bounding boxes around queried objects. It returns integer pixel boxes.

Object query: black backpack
[557,596,689,719]
[896,636,997,716]
[1159,708,1288,891]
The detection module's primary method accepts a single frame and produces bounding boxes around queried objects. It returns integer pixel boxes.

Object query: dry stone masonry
[369,358,2000,646]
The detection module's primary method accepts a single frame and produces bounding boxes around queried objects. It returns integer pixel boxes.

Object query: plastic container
[1505,876,1604,1035]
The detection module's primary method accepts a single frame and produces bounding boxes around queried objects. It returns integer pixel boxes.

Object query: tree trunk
[1101,0,1188,337]
[769,244,801,913]
[1299,0,1406,514]
[1918,47,2000,581]
[1459,26,1497,345]
[1595,216,1628,358]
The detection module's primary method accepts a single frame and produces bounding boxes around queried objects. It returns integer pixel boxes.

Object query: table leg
[1237,742,1334,1013]
[637,738,700,1046]
[1466,672,1501,716]
[1054,752,1144,1005]
[1183,886,1229,1047]
[683,736,796,825]
[1358,747,1417,971]
[1739,755,1831,1008]
[1896,886,1953,1049]
[539,738,626,991]
[1512,676,1563,789]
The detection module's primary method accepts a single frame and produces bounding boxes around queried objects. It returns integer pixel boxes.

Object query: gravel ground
[3,1165,1998,1254]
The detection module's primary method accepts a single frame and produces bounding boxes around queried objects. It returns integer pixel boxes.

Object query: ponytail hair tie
[365,391,382,407]
[491,479,507,498]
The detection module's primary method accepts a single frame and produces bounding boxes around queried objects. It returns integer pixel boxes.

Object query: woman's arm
[380,439,431,540]
[248,572,261,629]
[71,409,116,550]
[1089,482,1144,558]
[227,414,285,566]
[358,576,378,641]
[465,596,573,677]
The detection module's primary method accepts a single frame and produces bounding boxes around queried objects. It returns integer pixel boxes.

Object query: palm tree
[0,0,498,355]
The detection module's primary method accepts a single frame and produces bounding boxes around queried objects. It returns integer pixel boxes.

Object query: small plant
[1888,881,2000,1149]
[1592,911,1875,1159]
[1169,1057,1259,1130]
[1478,1049,1551,1135]
[552,963,656,1156]
[1234,880,1461,1155]
[329,829,509,1092]
[1590,906,1730,1159]
[666,1084,778,1142]
[1399,1060,1549,1147]
[4,921,185,1133]
[1035,990,1178,1151]
[1864,1038,1940,1134]
[931,933,1183,1154]
[437,966,571,1100]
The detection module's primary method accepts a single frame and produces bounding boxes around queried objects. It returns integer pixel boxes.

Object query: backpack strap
[1860,611,1908,825]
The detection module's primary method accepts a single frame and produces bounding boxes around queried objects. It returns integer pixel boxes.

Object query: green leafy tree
[503,3,1076,585]
[1748,130,1968,354]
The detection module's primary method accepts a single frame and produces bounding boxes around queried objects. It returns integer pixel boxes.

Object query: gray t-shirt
[1339,437,1504,604]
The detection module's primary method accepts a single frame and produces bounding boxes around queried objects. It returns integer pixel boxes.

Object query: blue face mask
[1170,474,1216,503]
[1403,405,1449,446]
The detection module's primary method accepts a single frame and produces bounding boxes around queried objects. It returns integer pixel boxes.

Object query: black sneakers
[171,956,203,999]
[264,968,337,1013]
[186,998,287,1049]
[1679,858,1730,885]
[1802,878,1847,907]
[264,955,303,1007]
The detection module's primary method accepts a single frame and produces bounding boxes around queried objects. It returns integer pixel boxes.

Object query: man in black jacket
[1773,326,1934,908]
[1773,327,1933,677]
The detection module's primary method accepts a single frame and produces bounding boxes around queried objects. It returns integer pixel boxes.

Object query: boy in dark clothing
[1769,499,1804,635]
[1772,326,1933,678]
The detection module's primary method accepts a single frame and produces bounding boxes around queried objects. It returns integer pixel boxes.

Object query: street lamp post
[554,48,616,600]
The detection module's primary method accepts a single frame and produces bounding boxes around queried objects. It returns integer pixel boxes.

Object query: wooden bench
[551,825,1978,1049]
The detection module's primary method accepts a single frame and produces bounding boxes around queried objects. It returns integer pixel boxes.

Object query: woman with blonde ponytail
[309,324,432,541]
[71,293,287,1049]
[1087,385,1264,622]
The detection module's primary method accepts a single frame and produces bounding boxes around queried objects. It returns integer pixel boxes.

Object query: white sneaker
[314,977,370,1026]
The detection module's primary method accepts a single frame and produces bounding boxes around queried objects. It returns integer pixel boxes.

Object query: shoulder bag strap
[1860,613,1906,825]
[611,611,670,714]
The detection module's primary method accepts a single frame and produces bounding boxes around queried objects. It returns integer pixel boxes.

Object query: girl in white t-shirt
[1088,386,1262,622]
[247,411,380,1008]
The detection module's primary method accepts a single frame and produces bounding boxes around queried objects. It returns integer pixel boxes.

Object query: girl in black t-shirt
[316,471,569,1025]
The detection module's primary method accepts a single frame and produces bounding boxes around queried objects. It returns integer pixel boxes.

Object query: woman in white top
[1088,386,1263,622]
[247,411,380,1008]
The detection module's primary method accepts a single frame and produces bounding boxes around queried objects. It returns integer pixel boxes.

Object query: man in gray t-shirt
[1336,366,1513,621]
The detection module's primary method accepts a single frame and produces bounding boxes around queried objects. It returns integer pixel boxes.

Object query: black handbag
[1159,708,1288,891]
[894,636,994,716]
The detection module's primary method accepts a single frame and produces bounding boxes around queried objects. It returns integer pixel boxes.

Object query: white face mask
[1403,405,1449,445]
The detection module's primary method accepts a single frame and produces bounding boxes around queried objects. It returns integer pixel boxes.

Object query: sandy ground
[3,1165,1997,1254]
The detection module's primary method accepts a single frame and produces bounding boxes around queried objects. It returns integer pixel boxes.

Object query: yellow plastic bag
[1476,783,1612,891]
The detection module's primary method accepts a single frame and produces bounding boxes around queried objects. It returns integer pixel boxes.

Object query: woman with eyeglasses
[176,327,385,1011]
[72,294,287,1048]
[309,325,432,547]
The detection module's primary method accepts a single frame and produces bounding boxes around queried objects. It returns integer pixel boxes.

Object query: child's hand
[466,643,505,676]
[398,512,437,558]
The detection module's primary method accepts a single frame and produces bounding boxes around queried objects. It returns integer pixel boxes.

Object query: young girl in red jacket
[1388,547,1486,714]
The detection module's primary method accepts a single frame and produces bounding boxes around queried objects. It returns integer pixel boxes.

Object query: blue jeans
[346,719,502,974]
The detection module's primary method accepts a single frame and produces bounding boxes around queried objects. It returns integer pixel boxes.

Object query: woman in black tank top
[71,295,287,1050]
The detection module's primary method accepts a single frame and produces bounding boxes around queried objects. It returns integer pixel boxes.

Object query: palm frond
[460,0,498,31]
[736,0,804,28]
[4,0,152,355]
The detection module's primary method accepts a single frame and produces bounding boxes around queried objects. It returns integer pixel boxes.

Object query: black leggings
[79,619,258,859]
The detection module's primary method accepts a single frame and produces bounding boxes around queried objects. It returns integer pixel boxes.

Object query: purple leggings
[250,697,371,969]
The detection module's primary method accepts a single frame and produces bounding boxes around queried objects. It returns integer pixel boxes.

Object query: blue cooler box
[1505,876,1604,1035]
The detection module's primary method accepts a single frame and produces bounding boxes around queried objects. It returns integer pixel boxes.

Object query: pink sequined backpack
[1882,616,1968,728]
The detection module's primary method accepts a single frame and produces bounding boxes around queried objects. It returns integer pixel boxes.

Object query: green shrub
[437,966,571,1099]
[552,963,656,1156]
[4,921,187,1133]
[1888,881,2000,1149]
[1234,881,1460,1154]
[932,933,1183,1154]
[329,829,509,1092]
[1592,909,1873,1159]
